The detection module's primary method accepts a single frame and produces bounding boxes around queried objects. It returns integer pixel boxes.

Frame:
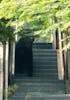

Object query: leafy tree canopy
[0,0,70,42]
[0,18,14,44]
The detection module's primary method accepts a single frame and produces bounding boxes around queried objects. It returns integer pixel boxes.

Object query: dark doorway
[15,37,33,76]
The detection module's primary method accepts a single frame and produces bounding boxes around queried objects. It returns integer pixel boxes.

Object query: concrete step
[15,75,58,79]
[14,76,65,83]
[33,60,57,63]
[32,74,58,79]
[33,64,57,69]
[33,65,57,68]
[10,81,66,99]
[33,57,57,61]
[10,94,70,100]
[33,72,57,76]
[33,67,57,71]
[33,61,57,65]
[33,69,57,73]
[33,52,57,58]
[10,76,65,99]
[33,49,57,53]
[33,63,57,69]
[33,53,57,57]
[10,43,66,100]
[11,82,65,95]
[33,43,52,49]
[15,82,65,89]
[12,89,65,96]
[33,59,57,63]
[14,79,62,84]
[33,68,58,75]
[33,48,56,51]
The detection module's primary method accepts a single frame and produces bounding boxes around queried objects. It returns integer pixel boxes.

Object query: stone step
[33,69,57,75]
[14,81,65,85]
[15,82,65,88]
[33,52,57,55]
[33,64,57,67]
[14,78,65,83]
[33,65,57,69]
[33,43,52,49]
[32,75,58,79]
[33,53,57,57]
[15,75,58,79]
[11,89,65,96]
[11,82,65,95]
[10,43,66,100]
[33,48,56,50]
[33,60,57,63]
[14,76,65,83]
[33,65,57,68]
[33,49,57,53]
[33,55,57,59]
[10,94,70,100]
[33,53,57,58]
[33,72,57,75]
[33,73,58,77]
[33,57,57,60]
[33,69,57,73]
[33,59,57,62]
[33,61,57,65]
[33,67,57,71]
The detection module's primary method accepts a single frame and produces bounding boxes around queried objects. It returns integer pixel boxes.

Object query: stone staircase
[10,43,67,100]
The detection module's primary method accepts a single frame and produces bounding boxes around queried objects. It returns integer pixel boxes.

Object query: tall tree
[0,18,14,100]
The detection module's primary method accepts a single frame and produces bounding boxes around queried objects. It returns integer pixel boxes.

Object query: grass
[8,84,18,99]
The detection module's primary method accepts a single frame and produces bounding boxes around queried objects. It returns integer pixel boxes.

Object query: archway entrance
[15,38,33,76]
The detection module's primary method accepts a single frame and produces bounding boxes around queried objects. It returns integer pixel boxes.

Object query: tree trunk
[57,28,64,80]
[62,33,68,79]
[52,32,56,49]
[8,41,15,85]
[0,43,3,100]
[8,41,13,85]
[11,42,15,83]
[68,49,70,79]
[3,43,8,100]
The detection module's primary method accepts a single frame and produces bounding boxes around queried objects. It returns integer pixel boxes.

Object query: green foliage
[0,18,14,44]
[0,0,70,42]
[8,84,18,99]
